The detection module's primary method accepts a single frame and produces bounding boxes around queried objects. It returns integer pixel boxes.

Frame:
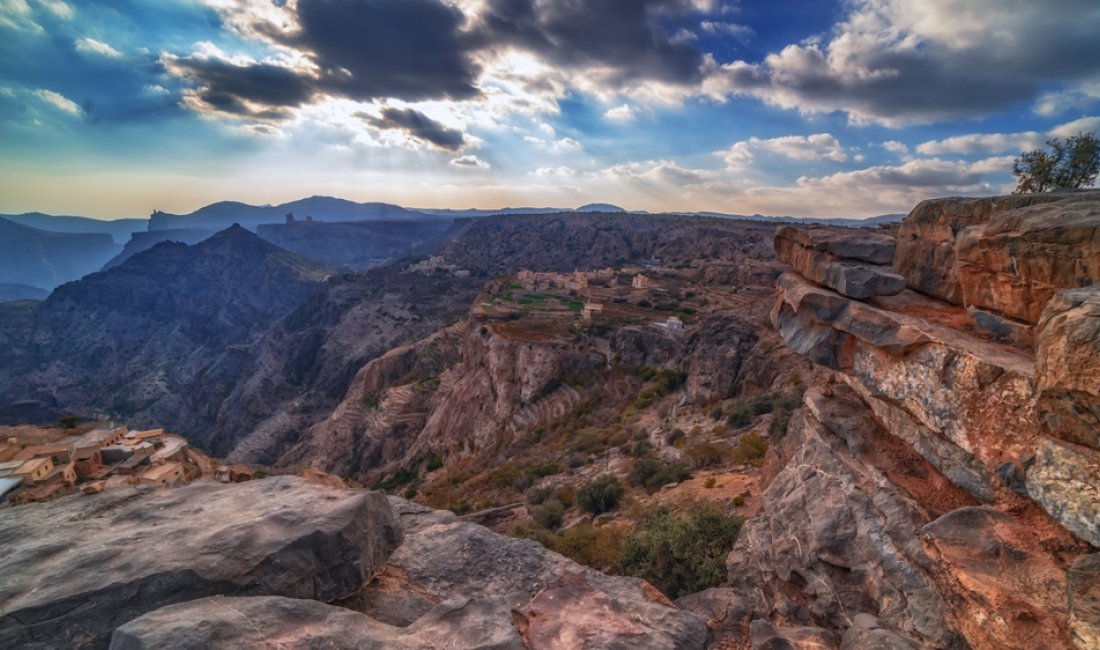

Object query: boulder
[1068,554,1100,650]
[110,594,527,650]
[774,227,906,299]
[839,614,921,650]
[749,619,837,649]
[955,195,1100,323]
[352,497,709,649]
[893,193,1073,305]
[921,507,1078,650]
[1025,437,1100,547]
[1035,286,1100,450]
[894,191,1100,322]
[775,225,897,265]
[0,477,402,649]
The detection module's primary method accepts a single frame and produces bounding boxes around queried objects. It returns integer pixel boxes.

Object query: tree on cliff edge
[1013,132,1100,193]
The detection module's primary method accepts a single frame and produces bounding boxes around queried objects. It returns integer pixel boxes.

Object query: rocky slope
[685,190,1100,649]
[0,226,332,425]
[0,477,705,649]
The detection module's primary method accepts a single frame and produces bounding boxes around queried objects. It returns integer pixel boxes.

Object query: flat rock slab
[775,226,905,300]
[0,476,402,649]
[110,595,527,650]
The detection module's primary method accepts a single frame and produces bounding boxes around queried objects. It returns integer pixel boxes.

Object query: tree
[1013,132,1100,193]
[58,415,80,430]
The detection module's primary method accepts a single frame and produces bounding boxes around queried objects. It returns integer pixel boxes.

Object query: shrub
[731,433,769,466]
[362,391,383,410]
[665,429,686,446]
[578,474,624,514]
[58,415,81,430]
[628,458,691,493]
[732,495,745,506]
[425,453,444,471]
[532,498,565,530]
[556,485,577,509]
[631,439,654,458]
[572,430,606,455]
[703,477,717,489]
[526,485,554,505]
[553,524,626,571]
[686,442,728,469]
[618,503,744,599]
[373,469,418,492]
[709,407,724,421]
[726,407,752,428]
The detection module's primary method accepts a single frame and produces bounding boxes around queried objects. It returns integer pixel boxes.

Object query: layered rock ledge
[0,476,402,649]
[774,225,906,299]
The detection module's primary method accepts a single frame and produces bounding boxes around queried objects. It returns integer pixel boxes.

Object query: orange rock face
[894,191,1100,324]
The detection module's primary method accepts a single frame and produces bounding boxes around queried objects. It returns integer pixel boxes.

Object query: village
[0,422,235,505]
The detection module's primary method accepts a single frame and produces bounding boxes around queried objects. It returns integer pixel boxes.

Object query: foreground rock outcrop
[0,476,402,649]
[0,477,705,649]
[697,195,1100,649]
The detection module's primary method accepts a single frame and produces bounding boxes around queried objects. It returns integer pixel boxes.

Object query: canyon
[0,191,1097,648]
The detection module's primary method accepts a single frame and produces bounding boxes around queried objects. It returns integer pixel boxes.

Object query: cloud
[603,104,636,122]
[699,21,752,41]
[604,159,718,186]
[883,140,909,155]
[451,154,490,169]
[361,107,466,151]
[34,88,80,115]
[37,0,72,20]
[176,0,480,121]
[728,156,1011,217]
[1050,115,1100,138]
[75,37,122,58]
[471,0,708,87]
[915,116,1100,154]
[524,135,582,152]
[723,133,847,170]
[704,0,1100,125]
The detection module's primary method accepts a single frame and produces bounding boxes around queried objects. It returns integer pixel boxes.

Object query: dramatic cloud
[916,116,1100,154]
[362,107,466,151]
[604,159,718,186]
[724,133,847,170]
[168,55,315,120]
[699,21,752,41]
[705,0,1100,125]
[472,0,709,86]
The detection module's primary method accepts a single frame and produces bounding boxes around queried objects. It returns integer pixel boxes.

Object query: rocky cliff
[687,190,1100,649]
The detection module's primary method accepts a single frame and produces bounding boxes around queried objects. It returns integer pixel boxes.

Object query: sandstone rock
[1025,437,1100,547]
[921,507,1078,650]
[775,225,897,265]
[353,497,708,649]
[0,477,402,649]
[110,594,527,650]
[675,587,756,644]
[726,408,956,647]
[1036,286,1100,450]
[839,614,921,650]
[775,227,905,299]
[955,195,1100,323]
[749,619,837,649]
[1068,554,1100,650]
[893,193,1073,304]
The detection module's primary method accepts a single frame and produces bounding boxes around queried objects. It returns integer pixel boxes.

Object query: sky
[1,0,1099,219]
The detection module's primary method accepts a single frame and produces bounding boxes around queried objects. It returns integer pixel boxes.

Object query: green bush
[373,469,418,492]
[532,498,565,530]
[726,407,752,428]
[628,458,691,493]
[578,474,624,514]
[685,442,728,469]
[664,429,686,446]
[731,433,769,466]
[709,407,724,421]
[526,485,554,505]
[618,503,743,599]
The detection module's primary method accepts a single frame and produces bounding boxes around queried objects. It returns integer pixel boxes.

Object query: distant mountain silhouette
[0,224,333,425]
[0,213,146,243]
[0,217,121,290]
[148,197,431,231]
[0,283,49,303]
[104,228,217,268]
[575,203,626,213]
